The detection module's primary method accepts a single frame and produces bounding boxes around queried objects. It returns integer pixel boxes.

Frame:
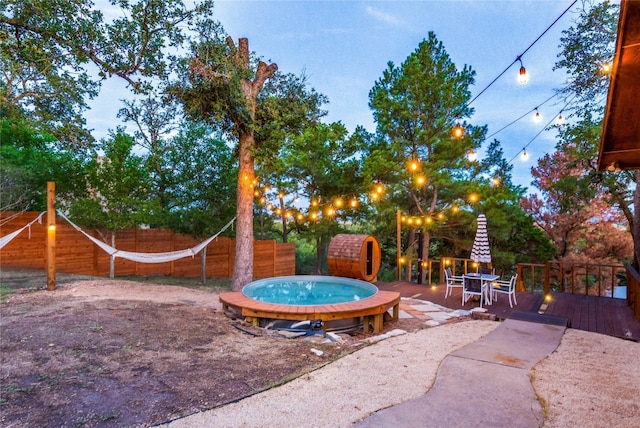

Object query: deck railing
[415,258,627,299]
[517,262,626,298]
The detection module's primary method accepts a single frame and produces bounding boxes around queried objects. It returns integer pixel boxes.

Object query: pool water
[242,275,378,306]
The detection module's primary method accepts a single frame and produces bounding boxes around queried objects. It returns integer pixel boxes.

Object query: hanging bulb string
[466,0,578,108]
[484,92,560,141]
[507,95,577,164]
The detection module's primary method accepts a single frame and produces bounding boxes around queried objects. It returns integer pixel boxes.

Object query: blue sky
[88,0,595,194]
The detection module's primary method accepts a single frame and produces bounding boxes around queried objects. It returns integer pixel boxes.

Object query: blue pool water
[242,275,378,305]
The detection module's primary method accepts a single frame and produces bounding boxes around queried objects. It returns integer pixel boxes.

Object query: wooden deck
[219,290,401,333]
[377,281,640,342]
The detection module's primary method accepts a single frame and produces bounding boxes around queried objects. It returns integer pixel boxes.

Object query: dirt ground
[0,276,422,428]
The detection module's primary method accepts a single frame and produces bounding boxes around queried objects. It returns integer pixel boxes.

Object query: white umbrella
[470,214,491,264]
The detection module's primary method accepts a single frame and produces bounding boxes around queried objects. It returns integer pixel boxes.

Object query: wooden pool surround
[219,290,401,333]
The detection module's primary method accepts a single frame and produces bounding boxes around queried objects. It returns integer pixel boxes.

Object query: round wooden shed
[327,234,381,282]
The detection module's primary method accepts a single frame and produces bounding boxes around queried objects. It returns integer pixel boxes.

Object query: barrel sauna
[327,234,381,282]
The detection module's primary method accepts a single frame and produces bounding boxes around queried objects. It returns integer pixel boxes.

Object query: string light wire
[466,0,578,108]
[507,95,577,164]
[485,92,560,141]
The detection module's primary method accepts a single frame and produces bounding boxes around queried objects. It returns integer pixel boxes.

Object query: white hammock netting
[56,210,236,264]
[0,212,45,250]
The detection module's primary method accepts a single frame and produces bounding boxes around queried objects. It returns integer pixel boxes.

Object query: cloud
[365,6,401,26]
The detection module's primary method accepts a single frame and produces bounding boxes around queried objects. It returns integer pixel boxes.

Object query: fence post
[46,182,56,291]
[544,262,550,296]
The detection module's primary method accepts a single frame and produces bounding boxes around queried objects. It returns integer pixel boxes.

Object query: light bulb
[521,150,529,161]
[533,109,541,123]
[556,114,564,125]
[518,65,528,84]
[452,123,464,138]
[467,150,477,161]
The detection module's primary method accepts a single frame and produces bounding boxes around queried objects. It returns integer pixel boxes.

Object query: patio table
[464,273,499,305]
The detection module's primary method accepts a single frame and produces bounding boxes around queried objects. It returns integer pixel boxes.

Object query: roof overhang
[598,0,640,171]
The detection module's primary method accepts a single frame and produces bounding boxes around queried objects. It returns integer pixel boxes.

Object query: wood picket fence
[0,211,295,279]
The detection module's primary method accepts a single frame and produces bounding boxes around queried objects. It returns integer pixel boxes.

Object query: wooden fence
[0,211,295,279]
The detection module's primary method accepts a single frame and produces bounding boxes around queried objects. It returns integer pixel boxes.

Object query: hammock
[56,210,236,264]
[0,212,45,250]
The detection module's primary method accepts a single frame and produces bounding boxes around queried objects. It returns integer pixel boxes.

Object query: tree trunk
[421,228,430,284]
[279,194,288,243]
[315,236,323,274]
[231,133,256,290]
[228,37,277,291]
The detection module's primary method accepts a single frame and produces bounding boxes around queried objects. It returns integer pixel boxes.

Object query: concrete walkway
[355,314,567,428]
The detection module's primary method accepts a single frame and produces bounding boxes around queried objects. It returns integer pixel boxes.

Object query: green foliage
[555,0,618,112]
[0,117,87,211]
[1,0,214,149]
[362,31,551,272]
[69,130,156,240]
[524,0,634,267]
[162,121,238,237]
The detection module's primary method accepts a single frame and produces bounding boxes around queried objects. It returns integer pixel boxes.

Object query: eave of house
[598,0,640,171]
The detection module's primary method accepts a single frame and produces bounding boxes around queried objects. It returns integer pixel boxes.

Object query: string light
[533,108,542,123]
[517,57,528,84]
[555,113,564,125]
[452,122,464,138]
[466,0,576,107]
[467,150,477,161]
[521,149,529,161]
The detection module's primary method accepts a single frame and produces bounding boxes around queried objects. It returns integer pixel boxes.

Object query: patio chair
[444,267,464,298]
[462,275,486,308]
[492,274,518,308]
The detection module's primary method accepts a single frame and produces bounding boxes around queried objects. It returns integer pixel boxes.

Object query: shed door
[366,241,373,276]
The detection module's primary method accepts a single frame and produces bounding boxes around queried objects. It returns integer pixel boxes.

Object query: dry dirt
[0,279,423,428]
[2,277,640,428]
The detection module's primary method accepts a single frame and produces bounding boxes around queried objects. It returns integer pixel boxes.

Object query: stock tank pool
[241,275,378,305]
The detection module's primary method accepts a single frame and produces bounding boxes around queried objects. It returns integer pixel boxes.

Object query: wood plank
[218,290,400,332]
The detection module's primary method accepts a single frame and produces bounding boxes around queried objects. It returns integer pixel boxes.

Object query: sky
[87,0,598,194]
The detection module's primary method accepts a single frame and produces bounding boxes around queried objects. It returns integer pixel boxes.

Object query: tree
[170,33,278,290]
[69,130,155,248]
[1,0,213,149]
[118,93,180,218]
[162,121,237,237]
[0,116,87,212]
[529,0,636,266]
[523,148,632,265]
[170,21,327,289]
[278,122,365,272]
[367,32,487,278]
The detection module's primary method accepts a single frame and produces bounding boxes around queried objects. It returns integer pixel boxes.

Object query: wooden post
[46,181,56,290]
[201,246,207,284]
[396,210,401,281]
